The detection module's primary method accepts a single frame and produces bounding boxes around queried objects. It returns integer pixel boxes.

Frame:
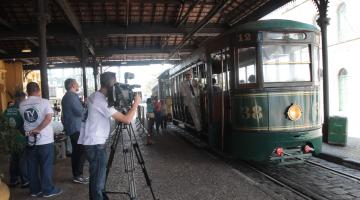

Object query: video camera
[107,72,141,110]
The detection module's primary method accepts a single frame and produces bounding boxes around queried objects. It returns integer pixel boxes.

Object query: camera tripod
[105,121,158,200]
[135,116,147,137]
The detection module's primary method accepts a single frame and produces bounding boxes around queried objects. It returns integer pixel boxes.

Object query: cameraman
[78,72,141,200]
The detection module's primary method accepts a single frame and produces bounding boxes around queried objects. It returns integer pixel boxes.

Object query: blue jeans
[84,144,108,200]
[27,143,58,195]
[154,112,162,133]
[9,148,29,185]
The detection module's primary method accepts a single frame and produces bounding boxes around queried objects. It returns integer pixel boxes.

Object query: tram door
[197,63,208,132]
[209,49,231,152]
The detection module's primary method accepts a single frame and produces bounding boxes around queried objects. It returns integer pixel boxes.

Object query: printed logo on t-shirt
[8,117,16,128]
[24,108,39,123]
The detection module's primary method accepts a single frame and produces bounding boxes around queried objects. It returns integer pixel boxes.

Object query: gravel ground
[1,126,275,200]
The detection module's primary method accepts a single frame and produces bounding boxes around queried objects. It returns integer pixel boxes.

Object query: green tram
[168,19,322,162]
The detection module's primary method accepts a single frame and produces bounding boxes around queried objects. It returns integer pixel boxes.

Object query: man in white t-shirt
[78,72,141,200]
[19,82,62,198]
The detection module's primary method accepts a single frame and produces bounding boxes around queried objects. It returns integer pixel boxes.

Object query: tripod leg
[128,123,159,200]
[122,124,137,200]
[105,124,121,186]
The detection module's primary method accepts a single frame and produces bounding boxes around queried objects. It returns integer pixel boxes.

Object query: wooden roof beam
[20,58,34,64]
[54,0,82,35]
[0,17,39,47]
[26,37,39,47]
[0,17,13,30]
[169,0,229,59]
[23,60,177,70]
[0,23,224,39]
[228,0,291,27]
[125,0,129,26]
[0,49,8,54]
[176,0,201,27]
[0,46,194,59]
[54,0,95,56]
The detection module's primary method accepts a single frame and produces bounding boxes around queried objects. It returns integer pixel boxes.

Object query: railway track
[243,161,323,200]
[305,159,360,182]
[243,157,360,200]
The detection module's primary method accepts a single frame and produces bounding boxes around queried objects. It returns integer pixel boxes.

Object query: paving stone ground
[1,125,277,200]
[322,137,360,162]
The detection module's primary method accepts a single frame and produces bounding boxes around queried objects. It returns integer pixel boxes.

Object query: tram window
[199,64,207,86]
[264,32,307,40]
[313,46,321,85]
[237,47,256,85]
[262,44,311,82]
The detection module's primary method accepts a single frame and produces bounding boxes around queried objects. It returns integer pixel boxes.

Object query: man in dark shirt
[4,91,28,188]
[61,78,87,184]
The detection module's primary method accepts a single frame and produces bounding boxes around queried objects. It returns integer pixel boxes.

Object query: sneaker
[30,192,42,197]
[73,176,89,184]
[43,188,63,198]
[21,182,30,188]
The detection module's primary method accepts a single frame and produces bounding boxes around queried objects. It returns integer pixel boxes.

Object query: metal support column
[92,56,98,91]
[206,53,214,146]
[314,0,330,142]
[81,38,88,98]
[37,0,49,99]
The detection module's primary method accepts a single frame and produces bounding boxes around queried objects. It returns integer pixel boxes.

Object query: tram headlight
[287,104,302,121]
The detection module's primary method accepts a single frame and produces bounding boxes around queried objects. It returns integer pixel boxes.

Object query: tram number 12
[239,33,252,42]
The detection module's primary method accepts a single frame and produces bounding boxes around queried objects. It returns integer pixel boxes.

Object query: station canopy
[0,0,292,69]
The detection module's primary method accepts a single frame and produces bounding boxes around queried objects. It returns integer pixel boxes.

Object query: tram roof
[225,19,320,34]
[0,0,294,69]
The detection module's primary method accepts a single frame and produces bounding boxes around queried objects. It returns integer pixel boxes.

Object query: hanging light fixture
[21,44,31,53]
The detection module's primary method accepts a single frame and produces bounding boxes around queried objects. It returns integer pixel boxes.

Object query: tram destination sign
[236,32,257,44]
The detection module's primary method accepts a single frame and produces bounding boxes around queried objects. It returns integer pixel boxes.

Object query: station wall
[0,60,24,112]
[0,61,6,111]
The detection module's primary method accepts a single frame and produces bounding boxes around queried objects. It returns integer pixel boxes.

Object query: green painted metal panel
[232,94,269,131]
[232,90,321,132]
[268,91,321,131]
[231,129,322,161]
[328,116,347,146]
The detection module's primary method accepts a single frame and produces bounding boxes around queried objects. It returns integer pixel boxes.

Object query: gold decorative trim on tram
[233,91,317,97]
[234,123,322,132]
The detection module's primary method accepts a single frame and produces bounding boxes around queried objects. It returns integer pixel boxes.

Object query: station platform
[319,137,360,169]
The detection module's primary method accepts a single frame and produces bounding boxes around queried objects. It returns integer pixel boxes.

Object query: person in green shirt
[4,91,28,188]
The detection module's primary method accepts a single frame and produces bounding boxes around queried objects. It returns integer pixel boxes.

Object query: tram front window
[262,44,311,82]
[238,47,256,85]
